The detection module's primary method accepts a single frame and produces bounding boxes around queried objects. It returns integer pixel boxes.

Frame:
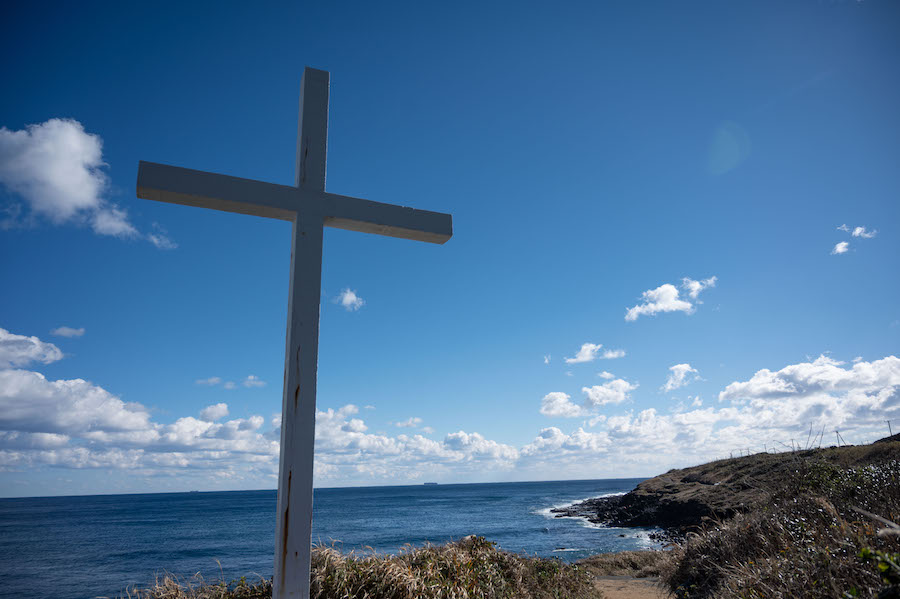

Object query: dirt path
[593,576,672,599]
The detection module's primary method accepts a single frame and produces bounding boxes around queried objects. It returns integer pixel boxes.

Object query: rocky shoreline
[551,440,900,537]
[550,491,719,540]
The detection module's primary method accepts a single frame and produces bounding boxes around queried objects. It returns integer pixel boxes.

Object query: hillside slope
[554,440,900,531]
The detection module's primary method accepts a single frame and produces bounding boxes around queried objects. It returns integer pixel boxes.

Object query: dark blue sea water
[0,478,654,599]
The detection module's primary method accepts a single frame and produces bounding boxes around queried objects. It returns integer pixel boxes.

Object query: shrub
[660,459,900,598]
[119,536,596,599]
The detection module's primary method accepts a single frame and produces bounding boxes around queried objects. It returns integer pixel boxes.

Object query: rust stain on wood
[279,469,292,588]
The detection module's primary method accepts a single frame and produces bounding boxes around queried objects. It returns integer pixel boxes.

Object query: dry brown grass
[118,536,598,599]
[577,550,668,578]
[659,457,900,598]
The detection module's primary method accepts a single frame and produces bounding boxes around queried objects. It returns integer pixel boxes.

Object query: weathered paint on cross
[136,67,452,599]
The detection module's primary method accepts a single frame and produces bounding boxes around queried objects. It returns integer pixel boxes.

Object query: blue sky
[1,0,898,498]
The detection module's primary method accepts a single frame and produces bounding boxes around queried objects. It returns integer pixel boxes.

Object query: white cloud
[601,349,626,360]
[663,363,700,392]
[0,119,177,248]
[681,276,717,300]
[50,326,84,338]
[565,343,601,364]
[395,417,423,428]
[543,355,551,365]
[342,418,368,433]
[242,375,265,388]
[195,376,261,389]
[583,379,638,407]
[598,371,615,380]
[0,369,154,435]
[625,284,691,321]
[147,223,178,250]
[831,241,849,255]
[838,224,877,239]
[443,431,519,462]
[539,392,584,418]
[719,355,900,403]
[625,277,717,321]
[335,289,364,311]
[4,330,897,486]
[199,403,229,421]
[0,328,63,368]
[0,119,137,237]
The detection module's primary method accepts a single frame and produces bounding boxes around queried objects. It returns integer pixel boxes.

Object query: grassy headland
[566,437,900,598]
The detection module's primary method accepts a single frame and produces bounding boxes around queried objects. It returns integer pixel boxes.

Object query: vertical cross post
[274,68,329,599]
[135,66,452,599]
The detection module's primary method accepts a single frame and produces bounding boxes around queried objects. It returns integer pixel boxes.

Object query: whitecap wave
[533,492,626,520]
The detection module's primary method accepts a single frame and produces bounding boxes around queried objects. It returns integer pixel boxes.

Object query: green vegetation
[659,449,900,598]
[118,536,597,599]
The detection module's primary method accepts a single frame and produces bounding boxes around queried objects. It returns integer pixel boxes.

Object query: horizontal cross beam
[137,161,453,244]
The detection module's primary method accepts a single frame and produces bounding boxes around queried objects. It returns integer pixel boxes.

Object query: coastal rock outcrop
[552,439,900,532]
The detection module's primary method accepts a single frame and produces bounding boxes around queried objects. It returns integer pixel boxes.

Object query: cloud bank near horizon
[1,327,896,491]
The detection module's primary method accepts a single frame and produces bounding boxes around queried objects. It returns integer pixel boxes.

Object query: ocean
[0,478,655,599]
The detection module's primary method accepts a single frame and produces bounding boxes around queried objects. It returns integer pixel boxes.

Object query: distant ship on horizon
[423,482,438,486]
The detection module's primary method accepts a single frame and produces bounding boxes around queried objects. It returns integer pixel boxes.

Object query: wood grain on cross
[136,67,452,599]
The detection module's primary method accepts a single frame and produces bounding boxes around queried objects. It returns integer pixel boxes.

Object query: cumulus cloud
[663,363,700,392]
[625,277,716,321]
[0,119,175,247]
[583,379,638,407]
[681,277,717,300]
[443,431,519,462]
[602,349,626,359]
[598,371,615,380]
[542,375,639,419]
[335,289,364,311]
[832,241,849,255]
[540,392,584,418]
[719,355,900,403]
[5,329,897,485]
[543,355,551,365]
[565,343,601,364]
[0,328,63,368]
[0,119,136,236]
[50,326,84,338]
[199,403,229,421]
[0,369,154,435]
[395,417,423,428]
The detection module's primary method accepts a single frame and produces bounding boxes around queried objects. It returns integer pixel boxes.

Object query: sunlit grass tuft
[119,536,597,599]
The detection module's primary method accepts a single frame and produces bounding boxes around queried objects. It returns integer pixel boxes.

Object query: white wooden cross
[136,67,452,599]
